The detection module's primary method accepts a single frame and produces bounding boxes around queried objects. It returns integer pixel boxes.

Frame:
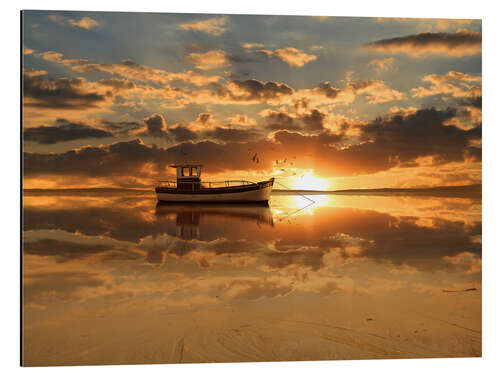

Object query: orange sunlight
[292,170,329,191]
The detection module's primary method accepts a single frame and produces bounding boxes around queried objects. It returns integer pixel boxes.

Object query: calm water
[22,192,482,366]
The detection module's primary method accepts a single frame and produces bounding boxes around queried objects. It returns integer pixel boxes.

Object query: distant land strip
[23,187,152,196]
[23,184,481,198]
[273,184,481,198]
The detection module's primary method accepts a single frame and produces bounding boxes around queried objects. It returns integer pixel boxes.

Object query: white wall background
[4,1,498,374]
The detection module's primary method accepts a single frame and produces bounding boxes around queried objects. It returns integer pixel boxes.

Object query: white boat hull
[156,184,273,202]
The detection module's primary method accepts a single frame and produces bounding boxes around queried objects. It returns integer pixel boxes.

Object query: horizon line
[23,183,482,194]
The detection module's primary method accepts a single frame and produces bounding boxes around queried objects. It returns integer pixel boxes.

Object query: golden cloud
[367,57,395,73]
[68,16,99,30]
[179,16,228,35]
[36,50,221,87]
[412,71,482,99]
[48,14,99,30]
[258,47,317,67]
[185,50,230,70]
[242,42,265,49]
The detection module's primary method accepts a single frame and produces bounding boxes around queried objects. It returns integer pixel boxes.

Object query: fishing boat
[155,164,274,203]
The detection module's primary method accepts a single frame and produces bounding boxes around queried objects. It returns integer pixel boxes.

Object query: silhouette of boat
[155,164,274,203]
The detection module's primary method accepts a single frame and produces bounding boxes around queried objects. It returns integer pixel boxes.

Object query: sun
[292,170,328,191]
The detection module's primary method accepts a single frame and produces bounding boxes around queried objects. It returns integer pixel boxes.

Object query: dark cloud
[256,208,481,274]
[302,79,405,105]
[168,125,198,142]
[24,238,114,262]
[167,239,263,261]
[363,30,482,56]
[24,139,160,179]
[272,130,344,149]
[98,78,136,90]
[460,95,482,110]
[135,113,261,143]
[74,58,144,75]
[135,112,263,143]
[211,79,293,102]
[315,82,341,99]
[357,216,481,271]
[24,270,105,303]
[203,126,261,143]
[24,119,115,144]
[23,108,481,180]
[23,72,107,109]
[234,79,293,99]
[469,95,482,109]
[100,120,143,136]
[264,248,327,271]
[134,113,259,143]
[267,107,480,175]
[264,109,326,132]
[264,111,303,131]
[357,108,481,166]
[20,137,273,181]
[137,113,169,139]
[301,109,326,131]
[418,171,481,185]
[24,201,168,243]
[197,113,213,124]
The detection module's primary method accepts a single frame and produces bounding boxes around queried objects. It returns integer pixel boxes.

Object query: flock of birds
[177,146,305,179]
[251,152,301,177]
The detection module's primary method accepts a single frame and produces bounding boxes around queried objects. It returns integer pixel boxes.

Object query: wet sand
[23,292,481,366]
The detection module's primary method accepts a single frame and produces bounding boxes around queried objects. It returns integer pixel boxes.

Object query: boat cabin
[170,164,202,190]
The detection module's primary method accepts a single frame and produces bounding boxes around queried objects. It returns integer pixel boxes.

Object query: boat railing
[156,180,258,190]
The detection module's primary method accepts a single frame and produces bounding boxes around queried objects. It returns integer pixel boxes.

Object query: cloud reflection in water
[22,192,481,365]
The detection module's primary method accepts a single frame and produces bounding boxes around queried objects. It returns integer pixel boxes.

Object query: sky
[22,11,482,190]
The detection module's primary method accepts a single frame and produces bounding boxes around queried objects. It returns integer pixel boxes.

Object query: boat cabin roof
[169,163,203,168]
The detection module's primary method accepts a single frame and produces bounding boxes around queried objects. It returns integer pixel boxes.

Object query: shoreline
[23,184,482,199]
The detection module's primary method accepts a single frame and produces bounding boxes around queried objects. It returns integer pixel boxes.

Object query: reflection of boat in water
[155,202,274,239]
[155,164,274,203]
